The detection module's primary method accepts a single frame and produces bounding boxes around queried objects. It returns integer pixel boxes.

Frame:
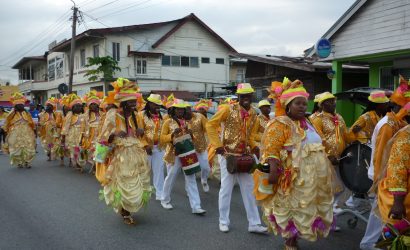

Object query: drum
[173,134,201,175]
[339,142,373,194]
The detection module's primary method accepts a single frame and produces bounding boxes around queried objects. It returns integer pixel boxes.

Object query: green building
[306,0,410,125]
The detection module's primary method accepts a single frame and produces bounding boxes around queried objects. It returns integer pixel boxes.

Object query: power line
[86,0,122,13]
[0,10,72,64]
[95,0,152,19]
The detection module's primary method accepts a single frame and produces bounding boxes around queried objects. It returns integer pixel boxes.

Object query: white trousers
[360,198,383,249]
[218,155,261,227]
[197,151,211,183]
[161,157,202,210]
[147,145,165,200]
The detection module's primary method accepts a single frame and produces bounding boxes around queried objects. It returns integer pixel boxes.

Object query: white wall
[330,0,410,60]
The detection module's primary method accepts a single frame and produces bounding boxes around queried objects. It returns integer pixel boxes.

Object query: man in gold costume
[207,83,267,234]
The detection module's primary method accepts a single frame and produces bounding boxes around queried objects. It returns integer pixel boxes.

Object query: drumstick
[338,152,353,161]
[364,159,370,169]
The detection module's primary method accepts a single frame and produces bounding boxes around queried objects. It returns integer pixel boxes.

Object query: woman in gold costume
[38,97,63,161]
[61,94,86,171]
[99,78,152,225]
[3,92,36,168]
[257,78,334,249]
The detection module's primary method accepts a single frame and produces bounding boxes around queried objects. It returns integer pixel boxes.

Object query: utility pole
[68,3,78,94]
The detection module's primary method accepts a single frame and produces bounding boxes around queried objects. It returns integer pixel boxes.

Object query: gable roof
[305,0,367,58]
[51,13,236,53]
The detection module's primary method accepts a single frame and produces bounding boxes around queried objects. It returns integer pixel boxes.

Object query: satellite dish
[58,83,68,94]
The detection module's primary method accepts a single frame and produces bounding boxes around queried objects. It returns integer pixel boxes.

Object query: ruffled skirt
[7,123,36,166]
[261,143,334,241]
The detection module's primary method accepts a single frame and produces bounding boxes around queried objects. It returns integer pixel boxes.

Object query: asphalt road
[0,147,365,250]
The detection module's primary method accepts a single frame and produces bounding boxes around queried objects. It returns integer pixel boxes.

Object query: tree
[84,56,121,95]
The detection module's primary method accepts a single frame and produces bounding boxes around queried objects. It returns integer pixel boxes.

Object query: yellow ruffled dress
[3,111,36,166]
[258,116,335,241]
[61,111,86,166]
[100,110,152,213]
[39,112,63,158]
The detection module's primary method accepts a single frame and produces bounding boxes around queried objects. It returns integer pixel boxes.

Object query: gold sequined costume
[39,111,63,158]
[61,111,86,166]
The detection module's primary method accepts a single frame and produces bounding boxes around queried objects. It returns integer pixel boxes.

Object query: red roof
[51,13,236,53]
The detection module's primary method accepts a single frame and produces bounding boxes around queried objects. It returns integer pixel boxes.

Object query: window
[80,49,86,67]
[380,67,395,90]
[201,57,210,64]
[236,68,245,83]
[171,56,180,66]
[181,56,189,67]
[112,42,120,61]
[56,56,64,79]
[136,58,147,74]
[48,58,55,81]
[162,55,170,66]
[216,58,225,64]
[190,57,199,67]
[93,44,99,58]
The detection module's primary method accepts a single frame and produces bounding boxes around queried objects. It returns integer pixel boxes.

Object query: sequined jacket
[187,112,208,153]
[349,110,380,143]
[138,110,165,150]
[160,118,186,165]
[206,103,258,154]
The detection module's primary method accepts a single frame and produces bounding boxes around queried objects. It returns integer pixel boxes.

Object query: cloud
[0,0,356,82]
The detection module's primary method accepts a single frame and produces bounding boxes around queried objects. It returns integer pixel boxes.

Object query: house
[305,0,410,122]
[236,53,368,114]
[13,13,236,102]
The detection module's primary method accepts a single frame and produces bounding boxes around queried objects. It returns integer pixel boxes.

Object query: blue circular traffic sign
[315,38,332,58]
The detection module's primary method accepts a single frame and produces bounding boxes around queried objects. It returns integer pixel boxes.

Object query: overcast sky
[0,0,356,83]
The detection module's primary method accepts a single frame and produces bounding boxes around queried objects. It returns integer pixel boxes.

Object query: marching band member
[349,91,390,143]
[257,79,334,250]
[82,91,102,169]
[254,99,271,143]
[162,94,175,121]
[309,93,323,121]
[38,97,63,161]
[61,94,86,171]
[160,99,206,215]
[137,94,166,201]
[360,77,410,250]
[206,83,267,233]
[99,78,152,225]
[3,92,36,168]
[185,103,211,192]
[194,99,212,118]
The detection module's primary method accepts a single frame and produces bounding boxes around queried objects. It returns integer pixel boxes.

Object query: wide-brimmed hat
[258,99,271,108]
[317,92,336,106]
[236,83,255,95]
[147,94,163,106]
[368,91,390,104]
[172,99,186,108]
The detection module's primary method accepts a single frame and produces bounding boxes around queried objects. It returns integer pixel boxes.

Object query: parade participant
[0,106,8,152]
[99,78,152,225]
[377,124,410,224]
[162,94,175,121]
[207,97,236,181]
[256,79,334,249]
[95,91,117,186]
[194,99,212,118]
[309,93,323,121]
[58,95,71,166]
[206,83,267,233]
[82,91,102,169]
[38,97,63,161]
[254,99,271,143]
[185,103,211,192]
[310,92,352,165]
[349,91,390,143]
[3,92,36,168]
[61,93,86,171]
[360,77,410,250]
[160,99,206,214]
[137,93,166,200]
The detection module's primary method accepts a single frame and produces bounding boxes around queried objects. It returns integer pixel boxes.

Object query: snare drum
[173,134,201,175]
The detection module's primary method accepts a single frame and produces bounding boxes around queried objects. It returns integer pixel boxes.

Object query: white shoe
[202,182,209,193]
[248,225,268,233]
[161,202,173,210]
[219,224,229,233]
[192,208,206,215]
[333,226,341,232]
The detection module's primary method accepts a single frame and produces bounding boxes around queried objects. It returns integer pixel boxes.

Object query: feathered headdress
[194,99,213,111]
